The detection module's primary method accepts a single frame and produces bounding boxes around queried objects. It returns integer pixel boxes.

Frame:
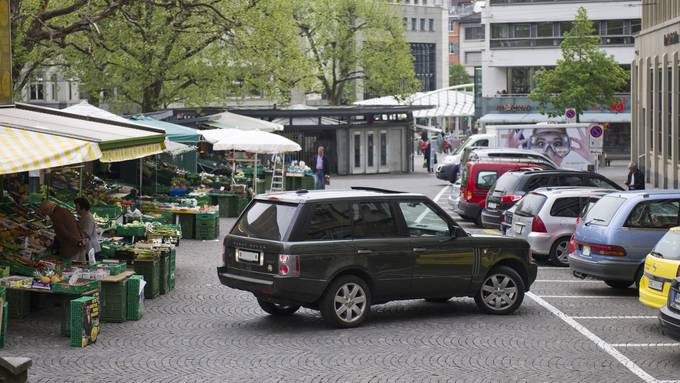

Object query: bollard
[0,357,32,383]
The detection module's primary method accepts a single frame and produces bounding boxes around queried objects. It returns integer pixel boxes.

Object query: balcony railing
[490,36,635,48]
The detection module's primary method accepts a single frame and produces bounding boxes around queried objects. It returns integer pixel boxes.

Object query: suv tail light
[575,216,582,224]
[590,244,626,257]
[278,254,300,277]
[500,194,523,204]
[466,191,473,201]
[568,234,576,254]
[531,216,547,233]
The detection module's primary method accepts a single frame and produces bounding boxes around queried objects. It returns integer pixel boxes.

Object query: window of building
[658,68,663,154]
[507,67,537,94]
[403,17,408,29]
[50,74,58,100]
[429,18,434,32]
[449,42,459,54]
[411,43,437,91]
[411,18,417,31]
[464,26,485,40]
[465,51,482,66]
[631,19,641,34]
[559,21,572,36]
[29,83,45,101]
[449,19,456,32]
[420,18,426,31]
[536,22,553,37]
[649,69,654,153]
[668,67,673,155]
[513,23,531,38]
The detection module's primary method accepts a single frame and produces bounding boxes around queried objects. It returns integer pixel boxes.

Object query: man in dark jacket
[39,201,85,260]
[311,146,329,190]
[625,162,645,190]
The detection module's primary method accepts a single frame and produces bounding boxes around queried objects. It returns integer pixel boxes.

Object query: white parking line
[611,343,680,348]
[538,295,633,299]
[527,292,658,383]
[433,184,450,203]
[571,316,657,319]
[534,280,602,283]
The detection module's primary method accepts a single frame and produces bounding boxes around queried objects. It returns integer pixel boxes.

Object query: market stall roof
[0,126,102,174]
[62,100,131,123]
[202,128,301,153]
[354,84,474,118]
[163,140,196,156]
[206,110,284,132]
[128,115,202,143]
[478,112,631,124]
[0,103,165,162]
[271,104,341,126]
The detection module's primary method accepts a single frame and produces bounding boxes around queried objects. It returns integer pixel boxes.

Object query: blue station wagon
[569,191,680,289]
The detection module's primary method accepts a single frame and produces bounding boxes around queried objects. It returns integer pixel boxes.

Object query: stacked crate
[158,253,169,295]
[168,248,176,291]
[100,278,127,322]
[126,275,144,321]
[195,212,219,240]
[178,214,195,239]
[134,258,160,299]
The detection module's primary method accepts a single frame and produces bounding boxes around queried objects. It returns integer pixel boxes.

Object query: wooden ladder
[270,154,285,192]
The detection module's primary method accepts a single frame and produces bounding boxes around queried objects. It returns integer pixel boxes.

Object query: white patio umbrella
[206,111,284,132]
[200,128,244,144]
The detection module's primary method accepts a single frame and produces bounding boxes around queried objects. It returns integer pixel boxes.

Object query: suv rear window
[515,193,547,216]
[231,201,298,240]
[492,172,522,192]
[583,196,625,226]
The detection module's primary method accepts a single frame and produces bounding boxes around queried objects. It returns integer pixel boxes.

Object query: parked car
[456,160,549,226]
[659,277,680,340]
[481,169,623,229]
[639,227,680,309]
[569,191,680,289]
[505,187,611,266]
[437,148,557,183]
[435,134,495,182]
[217,188,537,328]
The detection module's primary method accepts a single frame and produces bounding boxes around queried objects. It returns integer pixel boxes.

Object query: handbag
[324,175,330,185]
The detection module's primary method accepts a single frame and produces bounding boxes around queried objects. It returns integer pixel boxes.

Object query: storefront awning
[0,126,102,174]
[478,112,631,124]
[0,104,165,163]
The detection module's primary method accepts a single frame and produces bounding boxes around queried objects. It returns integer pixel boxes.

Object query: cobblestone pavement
[1,172,678,382]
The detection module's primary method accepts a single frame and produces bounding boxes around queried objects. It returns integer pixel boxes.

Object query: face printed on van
[529,129,571,159]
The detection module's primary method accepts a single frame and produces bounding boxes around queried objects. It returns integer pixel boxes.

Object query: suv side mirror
[452,226,466,238]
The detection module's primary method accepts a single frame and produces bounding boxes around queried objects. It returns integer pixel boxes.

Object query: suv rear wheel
[475,266,525,315]
[549,237,571,267]
[257,298,301,316]
[320,275,371,328]
[604,280,633,289]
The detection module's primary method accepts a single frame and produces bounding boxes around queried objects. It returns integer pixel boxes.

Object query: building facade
[458,12,484,77]
[631,0,680,188]
[19,68,82,108]
[476,0,640,156]
[392,0,449,91]
[448,0,477,65]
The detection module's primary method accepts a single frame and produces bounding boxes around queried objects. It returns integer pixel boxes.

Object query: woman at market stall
[38,201,85,261]
[74,197,100,261]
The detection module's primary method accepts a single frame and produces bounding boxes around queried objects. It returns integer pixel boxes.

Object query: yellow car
[639,228,680,309]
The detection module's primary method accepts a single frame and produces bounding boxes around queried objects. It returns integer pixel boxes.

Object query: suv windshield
[515,193,547,216]
[583,196,625,226]
[653,231,680,260]
[231,201,298,241]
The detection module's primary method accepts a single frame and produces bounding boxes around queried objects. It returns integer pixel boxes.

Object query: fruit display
[146,223,181,238]
[0,204,54,262]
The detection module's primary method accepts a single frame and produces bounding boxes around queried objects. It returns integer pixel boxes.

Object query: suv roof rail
[470,157,553,166]
[350,186,403,194]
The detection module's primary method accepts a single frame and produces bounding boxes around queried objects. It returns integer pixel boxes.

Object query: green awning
[128,115,202,143]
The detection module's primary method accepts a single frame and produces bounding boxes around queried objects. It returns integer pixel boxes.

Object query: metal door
[350,130,364,174]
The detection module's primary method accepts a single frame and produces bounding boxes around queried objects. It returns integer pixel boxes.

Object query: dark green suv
[217,188,537,328]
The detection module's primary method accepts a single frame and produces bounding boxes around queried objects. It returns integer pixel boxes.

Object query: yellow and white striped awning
[99,142,165,163]
[0,126,102,174]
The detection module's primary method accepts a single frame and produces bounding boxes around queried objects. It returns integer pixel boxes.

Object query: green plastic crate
[70,295,100,348]
[126,275,144,321]
[0,301,8,348]
[177,214,195,239]
[100,279,127,323]
[100,243,118,258]
[52,279,99,295]
[134,259,159,299]
[6,289,30,319]
[106,262,127,276]
[159,254,169,295]
[116,225,147,237]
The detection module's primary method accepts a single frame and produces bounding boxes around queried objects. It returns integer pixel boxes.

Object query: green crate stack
[178,214,195,239]
[6,289,30,319]
[195,215,218,240]
[126,275,144,321]
[100,279,127,322]
[134,258,160,299]
[100,243,117,258]
[168,249,176,291]
[106,262,127,276]
[159,253,169,295]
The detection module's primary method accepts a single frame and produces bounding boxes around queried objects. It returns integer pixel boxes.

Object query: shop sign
[0,0,11,105]
[664,31,679,46]
[496,104,531,112]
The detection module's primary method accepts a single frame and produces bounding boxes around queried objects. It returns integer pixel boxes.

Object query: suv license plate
[488,202,497,209]
[236,249,261,263]
[649,279,663,291]
[582,246,591,257]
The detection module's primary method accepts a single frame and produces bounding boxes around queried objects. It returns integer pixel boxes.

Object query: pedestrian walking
[311,146,329,190]
[625,162,645,190]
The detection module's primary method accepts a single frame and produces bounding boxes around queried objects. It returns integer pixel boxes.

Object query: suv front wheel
[320,275,371,328]
[257,298,301,316]
[475,266,525,315]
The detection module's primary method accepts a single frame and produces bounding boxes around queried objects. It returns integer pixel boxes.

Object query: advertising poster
[80,295,100,347]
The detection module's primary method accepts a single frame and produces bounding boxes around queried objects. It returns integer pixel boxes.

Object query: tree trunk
[142,81,163,112]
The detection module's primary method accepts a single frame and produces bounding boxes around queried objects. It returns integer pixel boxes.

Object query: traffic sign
[565,108,576,123]
[589,124,604,154]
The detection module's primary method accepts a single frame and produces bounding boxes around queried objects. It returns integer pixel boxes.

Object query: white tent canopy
[354,84,475,118]
[212,130,301,153]
[206,111,284,132]
[63,101,134,124]
[163,140,195,157]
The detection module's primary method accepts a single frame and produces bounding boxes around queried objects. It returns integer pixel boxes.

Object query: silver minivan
[505,187,612,266]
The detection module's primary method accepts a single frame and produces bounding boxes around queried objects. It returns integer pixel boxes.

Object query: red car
[456,161,549,226]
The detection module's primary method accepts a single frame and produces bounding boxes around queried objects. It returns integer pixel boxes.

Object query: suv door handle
[413,247,427,253]
[357,249,373,255]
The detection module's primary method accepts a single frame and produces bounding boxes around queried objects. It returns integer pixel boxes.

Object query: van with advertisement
[436,123,599,181]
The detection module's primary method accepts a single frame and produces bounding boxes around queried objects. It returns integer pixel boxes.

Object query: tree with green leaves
[449,63,471,86]
[293,0,420,105]
[67,0,307,112]
[10,0,130,94]
[529,7,628,121]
